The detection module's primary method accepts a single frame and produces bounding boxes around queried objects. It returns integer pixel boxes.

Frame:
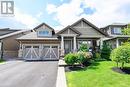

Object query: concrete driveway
[0,60,58,87]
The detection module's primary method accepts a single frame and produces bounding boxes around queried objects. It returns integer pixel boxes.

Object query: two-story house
[101,23,128,49]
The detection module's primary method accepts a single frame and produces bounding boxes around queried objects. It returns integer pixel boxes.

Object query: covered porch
[60,34,100,56]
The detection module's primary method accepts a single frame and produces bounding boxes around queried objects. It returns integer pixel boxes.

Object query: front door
[64,40,72,54]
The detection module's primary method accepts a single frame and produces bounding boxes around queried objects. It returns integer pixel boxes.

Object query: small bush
[64,53,77,65]
[93,52,102,61]
[110,45,130,69]
[79,43,89,52]
[101,42,111,60]
[122,42,130,46]
[77,52,92,66]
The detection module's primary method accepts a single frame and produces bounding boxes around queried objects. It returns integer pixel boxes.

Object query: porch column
[61,36,64,56]
[100,38,103,49]
[18,41,22,58]
[116,38,119,48]
[73,36,77,52]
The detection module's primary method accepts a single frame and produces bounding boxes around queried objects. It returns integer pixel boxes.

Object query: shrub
[110,45,130,69]
[101,42,111,60]
[77,52,92,66]
[95,52,101,59]
[64,53,77,65]
[79,43,89,52]
[122,42,130,46]
[93,52,101,60]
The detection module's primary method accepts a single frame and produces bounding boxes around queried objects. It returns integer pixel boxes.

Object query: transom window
[38,31,49,36]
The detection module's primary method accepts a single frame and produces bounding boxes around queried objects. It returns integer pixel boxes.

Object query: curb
[56,60,67,87]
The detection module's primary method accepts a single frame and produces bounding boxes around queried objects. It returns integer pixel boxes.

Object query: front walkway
[0,60,58,87]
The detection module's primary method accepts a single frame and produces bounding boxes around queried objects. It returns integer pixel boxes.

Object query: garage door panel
[53,49,58,57]
[42,45,59,60]
[44,49,50,59]
[23,45,40,60]
[51,49,58,58]
[23,44,59,60]
[32,51,38,59]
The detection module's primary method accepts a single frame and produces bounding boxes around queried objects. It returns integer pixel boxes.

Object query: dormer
[33,23,55,37]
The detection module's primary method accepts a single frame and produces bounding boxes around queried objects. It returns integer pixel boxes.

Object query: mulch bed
[65,62,91,72]
[112,67,130,74]
[65,66,83,72]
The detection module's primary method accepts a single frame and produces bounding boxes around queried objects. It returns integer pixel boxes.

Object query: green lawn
[0,59,4,64]
[66,61,130,87]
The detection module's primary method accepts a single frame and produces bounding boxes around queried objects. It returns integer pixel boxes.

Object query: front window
[78,40,92,50]
[112,27,122,34]
[38,31,49,36]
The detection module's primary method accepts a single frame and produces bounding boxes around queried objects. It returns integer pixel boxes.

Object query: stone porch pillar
[18,41,22,58]
[116,38,119,48]
[73,36,77,52]
[61,36,64,56]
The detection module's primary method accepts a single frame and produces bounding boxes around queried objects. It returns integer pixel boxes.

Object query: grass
[66,61,130,87]
[0,59,5,64]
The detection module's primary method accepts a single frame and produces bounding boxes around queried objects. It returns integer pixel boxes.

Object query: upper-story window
[38,31,50,36]
[112,27,122,34]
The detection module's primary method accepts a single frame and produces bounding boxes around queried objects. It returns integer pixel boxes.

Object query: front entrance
[23,45,40,60]
[64,40,72,54]
[42,45,59,60]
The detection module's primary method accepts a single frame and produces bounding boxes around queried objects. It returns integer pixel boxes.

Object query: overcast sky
[0,0,130,30]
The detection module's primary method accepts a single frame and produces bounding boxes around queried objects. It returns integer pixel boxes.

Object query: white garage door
[23,44,59,60]
[42,45,59,60]
[23,45,40,60]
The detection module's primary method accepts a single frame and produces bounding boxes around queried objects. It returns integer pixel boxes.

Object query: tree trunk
[116,62,119,68]
[121,62,124,69]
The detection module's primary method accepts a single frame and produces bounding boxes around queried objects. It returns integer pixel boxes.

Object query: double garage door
[23,44,59,60]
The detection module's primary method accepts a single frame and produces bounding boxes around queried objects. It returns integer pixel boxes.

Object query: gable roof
[33,22,54,31]
[70,18,108,36]
[56,25,81,35]
[33,22,55,34]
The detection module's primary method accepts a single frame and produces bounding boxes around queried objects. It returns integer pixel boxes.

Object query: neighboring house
[0,29,31,59]
[17,18,107,60]
[0,28,19,36]
[101,23,128,49]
